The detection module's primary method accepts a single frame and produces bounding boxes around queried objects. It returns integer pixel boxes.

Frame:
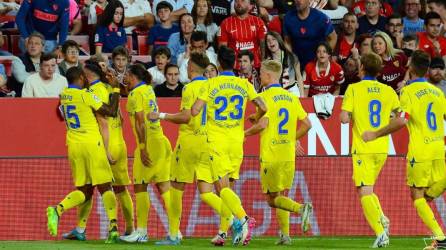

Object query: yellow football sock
[200,192,232,232]
[77,198,93,229]
[101,190,118,230]
[200,192,222,213]
[220,187,246,219]
[116,189,134,233]
[414,198,445,240]
[169,188,183,238]
[371,193,384,216]
[276,208,290,236]
[426,179,446,199]
[57,190,86,216]
[361,195,384,236]
[136,192,150,229]
[219,201,233,233]
[274,196,302,213]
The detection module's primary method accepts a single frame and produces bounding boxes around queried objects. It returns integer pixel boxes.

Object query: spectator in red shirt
[304,42,345,97]
[335,12,358,65]
[372,31,408,91]
[417,11,446,60]
[218,0,267,70]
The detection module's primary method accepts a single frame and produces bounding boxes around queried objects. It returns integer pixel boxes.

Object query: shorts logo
[357,160,362,165]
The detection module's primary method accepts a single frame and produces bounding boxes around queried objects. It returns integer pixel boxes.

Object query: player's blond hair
[261,60,282,78]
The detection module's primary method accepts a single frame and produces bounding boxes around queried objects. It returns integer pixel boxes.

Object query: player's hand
[148,111,160,121]
[107,152,117,165]
[396,80,406,92]
[295,140,305,156]
[362,131,377,142]
[106,69,120,88]
[140,149,152,167]
[248,114,257,124]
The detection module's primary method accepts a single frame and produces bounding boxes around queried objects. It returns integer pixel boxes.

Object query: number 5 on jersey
[61,104,80,129]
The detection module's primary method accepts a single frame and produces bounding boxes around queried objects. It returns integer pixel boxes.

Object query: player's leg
[114,185,134,235]
[96,183,119,243]
[275,208,291,245]
[120,183,149,243]
[425,178,446,200]
[62,185,94,241]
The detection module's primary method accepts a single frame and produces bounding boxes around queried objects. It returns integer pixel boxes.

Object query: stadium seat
[137,35,148,55]
[67,35,90,55]
[0,56,15,76]
[10,35,21,55]
[1,35,9,52]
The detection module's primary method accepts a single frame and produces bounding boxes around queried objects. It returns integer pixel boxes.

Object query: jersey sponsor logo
[33,9,58,22]
[236,41,254,50]
[382,73,401,82]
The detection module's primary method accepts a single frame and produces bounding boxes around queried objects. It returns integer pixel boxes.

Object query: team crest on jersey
[52,4,58,11]
[251,26,256,32]
[393,60,399,67]
[300,27,306,34]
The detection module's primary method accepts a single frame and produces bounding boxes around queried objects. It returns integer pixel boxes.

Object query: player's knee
[266,193,278,207]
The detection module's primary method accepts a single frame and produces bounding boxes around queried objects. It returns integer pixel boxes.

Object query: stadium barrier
[0,98,444,240]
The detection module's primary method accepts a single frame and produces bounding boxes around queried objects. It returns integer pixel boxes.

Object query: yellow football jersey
[259,84,307,162]
[179,77,207,137]
[126,82,164,139]
[342,77,400,154]
[60,85,103,144]
[89,80,125,145]
[400,79,446,161]
[198,71,258,142]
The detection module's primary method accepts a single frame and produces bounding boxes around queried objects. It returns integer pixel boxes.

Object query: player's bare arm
[251,97,267,122]
[296,117,312,140]
[362,116,407,142]
[148,109,191,124]
[191,99,206,117]
[96,92,120,117]
[95,113,116,165]
[340,110,351,124]
[245,117,269,137]
[135,111,151,166]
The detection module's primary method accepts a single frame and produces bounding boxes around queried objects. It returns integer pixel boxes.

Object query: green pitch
[0,237,431,250]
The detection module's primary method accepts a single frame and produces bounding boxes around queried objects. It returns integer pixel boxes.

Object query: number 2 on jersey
[368,100,381,127]
[426,102,437,130]
[214,95,244,120]
[278,108,289,135]
[63,105,80,129]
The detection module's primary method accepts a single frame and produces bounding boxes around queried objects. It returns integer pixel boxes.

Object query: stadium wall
[1,98,445,240]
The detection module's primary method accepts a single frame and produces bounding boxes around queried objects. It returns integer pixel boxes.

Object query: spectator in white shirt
[121,0,154,34]
[148,46,171,85]
[192,0,219,46]
[22,53,68,97]
[88,0,108,25]
[178,30,217,83]
[152,0,194,21]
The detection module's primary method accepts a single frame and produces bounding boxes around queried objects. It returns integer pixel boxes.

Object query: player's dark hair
[62,40,80,55]
[190,52,210,73]
[191,30,208,43]
[66,66,84,84]
[410,50,431,77]
[218,46,235,70]
[99,0,125,27]
[40,53,57,64]
[128,63,152,84]
[84,61,108,83]
[237,50,254,62]
[164,63,179,75]
[360,52,383,77]
[424,11,442,25]
[152,46,171,59]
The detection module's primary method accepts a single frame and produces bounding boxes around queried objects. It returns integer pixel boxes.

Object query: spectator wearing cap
[22,53,68,97]
[94,0,127,54]
[147,1,179,56]
[357,0,387,35]
[16,0,69,53]
[283,0,337,71]
[417,12,446,60]
[152,0,194,21]
[154,64,183,97]
[428,57,446,94]
[59,40,82,77]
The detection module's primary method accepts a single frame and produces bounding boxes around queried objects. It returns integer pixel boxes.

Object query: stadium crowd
[0,0,445,98]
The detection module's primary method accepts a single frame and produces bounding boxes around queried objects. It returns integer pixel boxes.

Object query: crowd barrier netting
[1,156,446,240]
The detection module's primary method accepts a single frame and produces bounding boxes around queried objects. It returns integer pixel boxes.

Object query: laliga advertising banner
[0,98,446,240]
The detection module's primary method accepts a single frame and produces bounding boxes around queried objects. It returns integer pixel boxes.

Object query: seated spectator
[147,1,179,56]
[402,0,424,36]
[168,13,195,64]
[154,63,183,97]
[204,63,218,78]
[16,0,69,53]
[121,0,154,35]
[9,32,45,97]
[178,30,217,83]
[95,0,127,54]
[352,0,393,17]
[192,0,218,47]
[335,12,358,65]
[59,40,82,76]
[357,0,387,35]
[386,14,403,48]
[236,50,261,92]
[264,31,304,97]
[0,63,14,97]
[88,0,107,25]
[427,0,446,29]
[111,46,130,88]
[304,42,345,97]
[401,34,418,57]
[428,57,446,95]
[68,0,82,35]
[152,0,194,21]
[372,31,408,91]
[0,31,11,56]
[22,53,68,97]
[148,46,170,86]
[417,12,446,60]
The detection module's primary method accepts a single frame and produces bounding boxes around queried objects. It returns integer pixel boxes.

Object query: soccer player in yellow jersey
[191,46,267,246]
[46,67,121,243]
[61,63,135,240]
[340,53,400,248]
[244,60,313,245]
[363,50,446,249]
[148,53,234,246]
[120,64,173,243]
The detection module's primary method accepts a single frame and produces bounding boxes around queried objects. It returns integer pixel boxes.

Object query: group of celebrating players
[45,44,446,249]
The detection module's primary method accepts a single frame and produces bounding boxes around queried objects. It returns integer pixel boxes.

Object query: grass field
[0,237,433,250]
